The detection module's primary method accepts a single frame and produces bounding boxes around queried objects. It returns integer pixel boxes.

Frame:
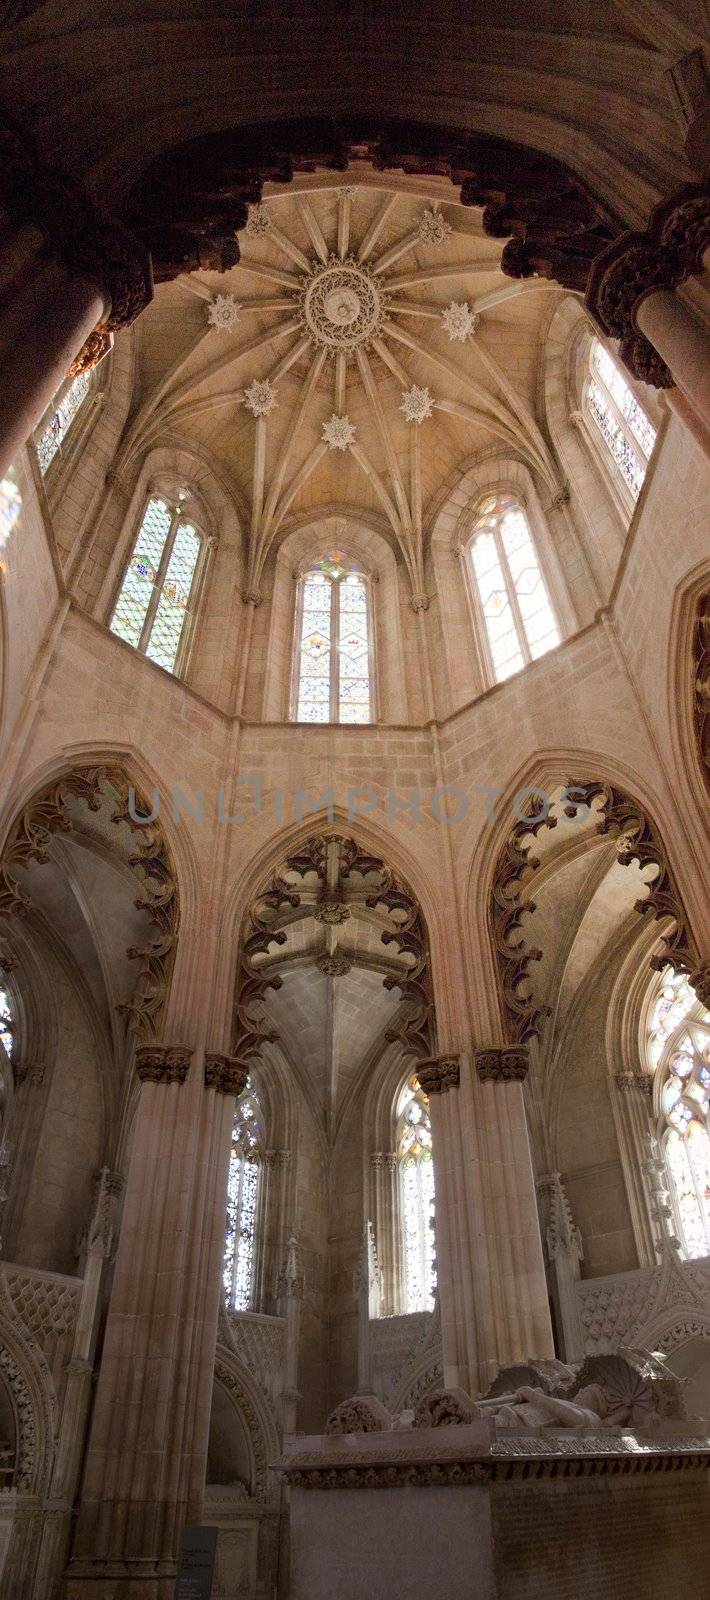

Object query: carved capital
[265,1147,291,1168]
[689,961,710,1010]
[410,593,430,613]
[204,1053,249,1096]
[241,589,262,607]
[614,1071,653,1099]
[416,1055,460,1095]
[67,329,114,377]
[135,1045,192,1085]
[586,183,710,387]
[475,1047,529,1083]
[0,111,152,333]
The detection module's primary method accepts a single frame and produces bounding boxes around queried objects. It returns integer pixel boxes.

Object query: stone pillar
[0,110,151,481]
[419,1051,554,1396]
[277,1236,303,1437]
[611,1071,658,1268]
[586,184,710,437]
[536,1172,585,1362]
[65,1047,247,1599]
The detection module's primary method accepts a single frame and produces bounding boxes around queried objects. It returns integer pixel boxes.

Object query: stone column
[277,1236,303,1437]
[65,1047,247,1599]
[0,111,151,481]
[419,1050,554,1396]
[369,1151,399,1315]
[586,184,710,438]
[611,1071,658,1268]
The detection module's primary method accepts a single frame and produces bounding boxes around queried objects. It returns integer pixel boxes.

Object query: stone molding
[277,1442,710,1488]
[476,1048,529,1083]
[415,1056,460,1095]
[586,183,710,387]
[135,1045,192,1086]
[0,107,152,362]
[204,1053,249,1096]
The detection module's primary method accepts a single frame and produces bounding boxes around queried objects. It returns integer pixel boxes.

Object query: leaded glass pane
[398,1077,436,1312]
[592,343,656,459]
[296,572,332,723]
[338,574,371,724]
[224,1086,263,1312]
[145,520,200,673]
[500,509,560,659]
[587,381,646,498]
[36,372,91,474]
[110,497,173,650]
[648,972,710,1259]
[471,530,524,681]
[0,989,12,1058]
[0,467,21,553]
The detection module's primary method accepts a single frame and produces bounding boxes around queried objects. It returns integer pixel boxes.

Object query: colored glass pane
[36,372,91,474]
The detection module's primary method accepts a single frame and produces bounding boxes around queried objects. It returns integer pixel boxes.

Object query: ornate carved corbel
[475,1047,529,1083]
[204,1053,249,1096]
[135,1045,192,1085]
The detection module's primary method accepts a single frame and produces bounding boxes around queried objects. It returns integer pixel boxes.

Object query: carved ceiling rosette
[0,765,179,1039]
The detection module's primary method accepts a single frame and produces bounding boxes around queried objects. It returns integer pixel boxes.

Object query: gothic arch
[212,1350,280,1504]
[0,1273,57,1496]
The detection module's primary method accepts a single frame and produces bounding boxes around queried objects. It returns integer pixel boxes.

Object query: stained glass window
[585,339,656,500]
[36,371,91,475]
[109,495,202,674]
[294,557,372,723]
[0,990,13,1058]
[0,467,21,554]
[397,1075,436,1312]
[647,970,710,1260]
[469,495,560,683]
[224,1079,263,1312]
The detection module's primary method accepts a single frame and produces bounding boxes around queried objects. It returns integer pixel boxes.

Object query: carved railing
[575,1256,710,1355]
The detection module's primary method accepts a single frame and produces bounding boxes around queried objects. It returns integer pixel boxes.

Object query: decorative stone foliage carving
[475,1048,529,1083]
[135,1045,192,1085]
[316,953,352,976]
[413,1387,477,1427]
[213,1354,279,1502]
[0,765,179,1038]
[489,794,555,1044]
[586,184,710,387]
[67,329,113,375]
[207,293,241,330]
[243,378,278,418]
[322,413,357,450]
[204,1054,249,1096]
[566,781,706,995]
[399,385,434,424]
[324,1394,391,1434]
[415,1056,460,1094]
[693,591,710,791]
[614,1071,653,1099]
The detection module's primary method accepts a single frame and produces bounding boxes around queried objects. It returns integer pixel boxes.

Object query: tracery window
[223,1079,263,1312]
[0,467,21,554]
[36,371,92,475]
[647,971,710,1259]
[468,495,560,683]
[584,339,656,501]
[109,493,203,675]
[397,1075,436,1312]
[0,990,13,1059]
[293,552,373,723]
